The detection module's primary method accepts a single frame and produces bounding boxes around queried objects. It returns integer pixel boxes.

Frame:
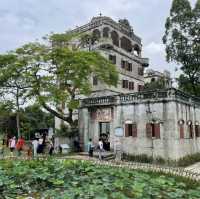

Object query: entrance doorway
[99,122,110,151]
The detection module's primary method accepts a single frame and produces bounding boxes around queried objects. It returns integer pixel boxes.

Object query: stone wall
[79,88,200,160]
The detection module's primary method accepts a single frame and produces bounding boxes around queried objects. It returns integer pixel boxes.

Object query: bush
[123,153,200,167]
[123,153,154,164]
[177,153,200,167]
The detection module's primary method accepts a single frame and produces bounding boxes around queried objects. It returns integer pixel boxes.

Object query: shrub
[123,153,200,167]
[177,153,200,167]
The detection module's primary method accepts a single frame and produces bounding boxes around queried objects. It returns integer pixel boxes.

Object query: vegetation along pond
[0,159,199,199]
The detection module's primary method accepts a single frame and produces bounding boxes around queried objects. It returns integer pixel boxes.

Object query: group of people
[8,136,25,156]
[88,137,108,160]
[2,134,54,158]
[31,136,54,157]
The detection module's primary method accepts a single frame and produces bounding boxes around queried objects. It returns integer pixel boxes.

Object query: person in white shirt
[98,139,104,160]
[32,138,39,157]
[10,136,16,156]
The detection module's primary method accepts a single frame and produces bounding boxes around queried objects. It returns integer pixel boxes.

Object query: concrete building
[144,69,172,88]
[69,16,149,96]
[79,88,200,160]
[55,15,149,129]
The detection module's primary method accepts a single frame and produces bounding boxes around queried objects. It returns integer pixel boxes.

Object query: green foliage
[123,153,154,164]
[123,153,200,167]
[0,101,16,136]
[19,104,54,139]
[177,153,200,167]
[163,0,200,96]
[1,32,118,126]
[0,159,199,198]
[55,124,78,138]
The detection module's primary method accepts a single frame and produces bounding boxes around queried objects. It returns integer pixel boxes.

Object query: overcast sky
[0,0,197,76]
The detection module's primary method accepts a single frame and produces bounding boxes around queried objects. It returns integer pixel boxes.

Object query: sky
[0,0,197,78]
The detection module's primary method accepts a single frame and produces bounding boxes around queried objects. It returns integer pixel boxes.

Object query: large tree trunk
[16,111,20,138]
[16,91,20,138]
[41,101,74,126]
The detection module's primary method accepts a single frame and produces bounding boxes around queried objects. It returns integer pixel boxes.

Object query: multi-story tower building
[55,15,149,130]
[70,15,149,96]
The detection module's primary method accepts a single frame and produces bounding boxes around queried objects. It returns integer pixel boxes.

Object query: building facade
[70,16,149,96]
[144,69,172,88]
[79,88,200,160]
[55,16,149,129]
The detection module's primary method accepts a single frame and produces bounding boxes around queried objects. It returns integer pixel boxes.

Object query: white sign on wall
[114,127,124,137]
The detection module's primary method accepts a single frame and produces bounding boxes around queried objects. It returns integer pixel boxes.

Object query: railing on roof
[81,88,200,107]
[82,96,116,107]
[68,17,142,44]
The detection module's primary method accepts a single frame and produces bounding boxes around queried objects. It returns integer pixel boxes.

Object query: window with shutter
[189,125,193,138]
[154,123,160,139]
[109,55,116,64]
[128,63,132,71]
[129,82,134,90]
[146,123,152,138]
[195,125,200,137]
[138,67,144,76]
[122,80,126,88]
[121,60,126,69]
[138,85,144,91]
[132,123,137,137]
[125,124,129,137]
[180,124,184,139]
[128,124,132,136]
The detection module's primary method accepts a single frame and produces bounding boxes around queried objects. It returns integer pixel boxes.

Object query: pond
[0,159,199,199]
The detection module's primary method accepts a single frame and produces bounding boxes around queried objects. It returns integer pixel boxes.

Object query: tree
[0,101,16,136]
[0,54,31,137]
[20,104,54,139]
[163,0,200,96]
[12,33,118,127]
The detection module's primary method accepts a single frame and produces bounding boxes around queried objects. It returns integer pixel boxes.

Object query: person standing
[16,136,25,156]
[10,136,16,156]
[37,137,44,154]
[32,138,39,157]
[98,139,104,160]
[49,139,54,156]
[88,138,94,157]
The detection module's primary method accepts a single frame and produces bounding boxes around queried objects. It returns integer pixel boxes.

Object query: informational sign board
[114,127,124,137]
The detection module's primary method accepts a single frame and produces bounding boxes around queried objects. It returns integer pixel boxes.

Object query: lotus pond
[0,159,200,199]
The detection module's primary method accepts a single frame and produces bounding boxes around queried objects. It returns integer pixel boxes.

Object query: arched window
[187,120,193,138]
[111,31,119,47]
[103,27,109,38]
[93,29,101,39]
[120,36,132,52]
[178,120,184,139]
[133,44,141,56]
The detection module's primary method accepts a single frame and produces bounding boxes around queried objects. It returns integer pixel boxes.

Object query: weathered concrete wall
[79,96,200,160]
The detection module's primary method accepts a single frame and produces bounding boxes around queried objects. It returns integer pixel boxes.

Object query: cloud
[1,0,192,74]
[144,42,165,56]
